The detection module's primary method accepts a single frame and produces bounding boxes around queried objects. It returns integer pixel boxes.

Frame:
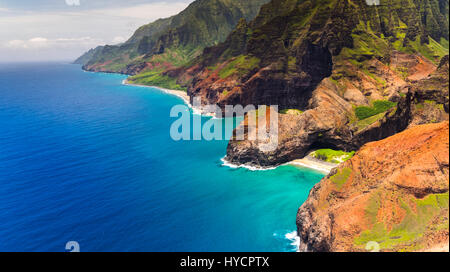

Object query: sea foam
[220,157,278,171]
[285,231,300,252]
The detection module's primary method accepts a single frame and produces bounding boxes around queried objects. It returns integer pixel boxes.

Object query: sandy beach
[288,155,337,174]
[221,155,337,174]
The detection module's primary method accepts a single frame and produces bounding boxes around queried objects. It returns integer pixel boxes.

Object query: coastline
[122,79,192,108]
[123,78,335,175]
[122,78,218,117]
[221,155,336,174]
[221,157,278,171]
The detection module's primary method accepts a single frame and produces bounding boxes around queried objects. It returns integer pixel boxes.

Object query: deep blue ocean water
[0,62,324,252]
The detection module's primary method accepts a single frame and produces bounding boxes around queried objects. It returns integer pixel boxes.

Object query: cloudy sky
[0,0,194,62]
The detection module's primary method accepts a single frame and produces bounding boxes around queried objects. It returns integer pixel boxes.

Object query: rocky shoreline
[222,155,337,174]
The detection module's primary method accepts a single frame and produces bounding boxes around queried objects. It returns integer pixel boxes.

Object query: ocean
[0,62,324,252]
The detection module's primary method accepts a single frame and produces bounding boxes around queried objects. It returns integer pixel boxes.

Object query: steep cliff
[186,0,448,104]
[199,0,449,166]
[75,0,270,78]
[296,121,449,252]
[409,55,450,126]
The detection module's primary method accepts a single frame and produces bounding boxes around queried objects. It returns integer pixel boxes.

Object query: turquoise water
[0,62,324,252]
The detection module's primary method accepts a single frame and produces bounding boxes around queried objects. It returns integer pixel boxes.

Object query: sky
[0,0,194,62]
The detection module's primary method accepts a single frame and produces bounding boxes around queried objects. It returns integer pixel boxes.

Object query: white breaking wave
[285,231,300,252]
[220,157,278,171]
[122,78,222,118]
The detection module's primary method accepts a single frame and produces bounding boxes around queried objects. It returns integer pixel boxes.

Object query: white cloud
[0,1,193,62]
[28,37,49,48]
[89,2,190,19]
[29,37,47,42]
[6,40,27,48]
[4,36,104,50]
[5,38,47,50]
[112,36,126,44]
[65,0,81,6]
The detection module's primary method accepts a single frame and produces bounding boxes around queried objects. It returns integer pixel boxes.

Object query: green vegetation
[393,37,449,64]
[312,149,355,164]
[329,167,352,190]
[128,70,186,91]
[388,18,449,64]
[287,56,297,70]
[362,69,386,86]
[218,55,260,79]
[414,100,446,113]
[440,38,449,49]
[355,112,386,131]
[355,100,397,120]
[338,20,390,66]
[408,37,449,64]
[334,1,449,77]
[150,47,202,67]
[280,109,303,115]
[355,192,449,251]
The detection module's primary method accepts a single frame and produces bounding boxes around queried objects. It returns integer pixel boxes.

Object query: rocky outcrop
[225,54,448,166]
[297,122,449,252]
[225,76,415,167]
[409,55,450,126]
[224,53,449,167]
[219,0,449,167]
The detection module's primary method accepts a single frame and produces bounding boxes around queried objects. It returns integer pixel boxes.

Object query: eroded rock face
[296,122,449,252]
[225,76,414,167]
[409,55,450,126]
[225,53,449,167]
[186,0,448,109]
[225,79,352,166]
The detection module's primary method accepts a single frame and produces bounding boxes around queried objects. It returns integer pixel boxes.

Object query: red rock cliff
[297,121,449,252]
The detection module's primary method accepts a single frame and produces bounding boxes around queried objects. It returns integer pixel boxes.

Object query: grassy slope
[312,149,355,164]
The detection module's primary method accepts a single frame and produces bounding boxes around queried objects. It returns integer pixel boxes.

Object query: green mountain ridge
[75,0,270,76]
[132,0,448,92]
[193,0,449,77]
